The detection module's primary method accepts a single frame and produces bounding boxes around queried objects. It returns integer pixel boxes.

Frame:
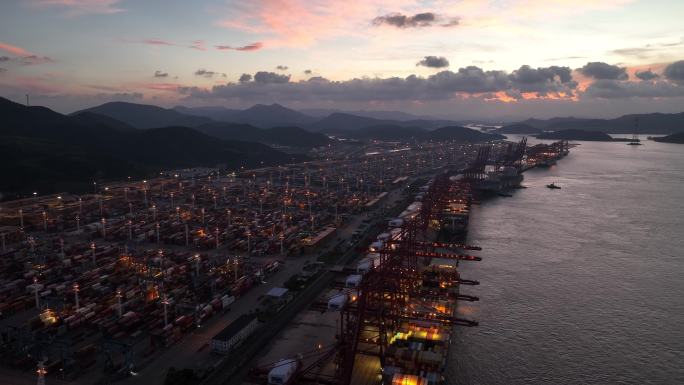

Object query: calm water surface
[449,138,684,384]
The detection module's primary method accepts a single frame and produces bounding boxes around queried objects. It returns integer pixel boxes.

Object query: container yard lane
[121,185,409,385]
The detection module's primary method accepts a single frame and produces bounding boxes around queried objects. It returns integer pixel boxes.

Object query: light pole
[116,288,123,317]
[33,277,40,309]
[90,242,96,266]
[162,294,169,327]
[185,223,189,246]
[73,282,80,310]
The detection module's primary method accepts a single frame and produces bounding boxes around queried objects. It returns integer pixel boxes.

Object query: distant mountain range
[332,124,504,142]
[0,97,302,196]
[75,101,212,129]
[78,102,465,131]
[299,108,439,121]
[308,113,460,133]
[195,123,331,148]
[72,102,684,135]
[515,112,684,134]
[536,129,617,141]
[174,104,316,128]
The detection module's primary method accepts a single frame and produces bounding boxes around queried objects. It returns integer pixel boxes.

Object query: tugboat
[546,182,561,189]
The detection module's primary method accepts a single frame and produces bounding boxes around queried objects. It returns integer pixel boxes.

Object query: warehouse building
[211,314,259,354]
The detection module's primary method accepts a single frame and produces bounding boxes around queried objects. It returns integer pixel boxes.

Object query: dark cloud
[215,42,263,51]
[579,62,628,80]
[23,55,54,65]
[508,65,576,94]
[0,54,55,65]
[372,12,459,28]
[154,70,168,78]
[142,39,174,46]
[664,60,684,82]
[195,69,217,78]
[635,69,659,81]
[276,65,288,71]
[179,65,557,103]
[428,66,510,93]
[304,69,313,75]
[583,79,684,99]
[417,56,450,68]
[253,71,290,84]
[239,73,252,82]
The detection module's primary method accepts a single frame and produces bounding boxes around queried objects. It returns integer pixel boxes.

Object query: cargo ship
[475,166,524,194]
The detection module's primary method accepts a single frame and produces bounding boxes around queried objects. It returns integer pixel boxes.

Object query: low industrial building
[210,314,259,354]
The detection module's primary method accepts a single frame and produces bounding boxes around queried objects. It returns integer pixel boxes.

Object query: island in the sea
[536,129,633,142]
[493,123,543,134]
[651,132,684,144]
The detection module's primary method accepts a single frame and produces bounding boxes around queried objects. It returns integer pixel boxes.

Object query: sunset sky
[1,0,683,120]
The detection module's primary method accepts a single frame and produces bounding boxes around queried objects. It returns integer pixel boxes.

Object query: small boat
[546,183,561,189]
[497,192,513,197]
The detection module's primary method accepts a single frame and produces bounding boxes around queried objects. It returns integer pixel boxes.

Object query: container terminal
[0,138,569,385]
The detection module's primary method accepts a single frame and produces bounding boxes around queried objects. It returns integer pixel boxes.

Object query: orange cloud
[0,42,54,65]
[217,0,415,48]
[0,42,32,57]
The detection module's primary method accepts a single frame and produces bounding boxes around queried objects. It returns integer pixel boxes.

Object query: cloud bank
[176,61,684,105]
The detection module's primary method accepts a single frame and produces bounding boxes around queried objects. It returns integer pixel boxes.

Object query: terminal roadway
[201,184,415,385]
